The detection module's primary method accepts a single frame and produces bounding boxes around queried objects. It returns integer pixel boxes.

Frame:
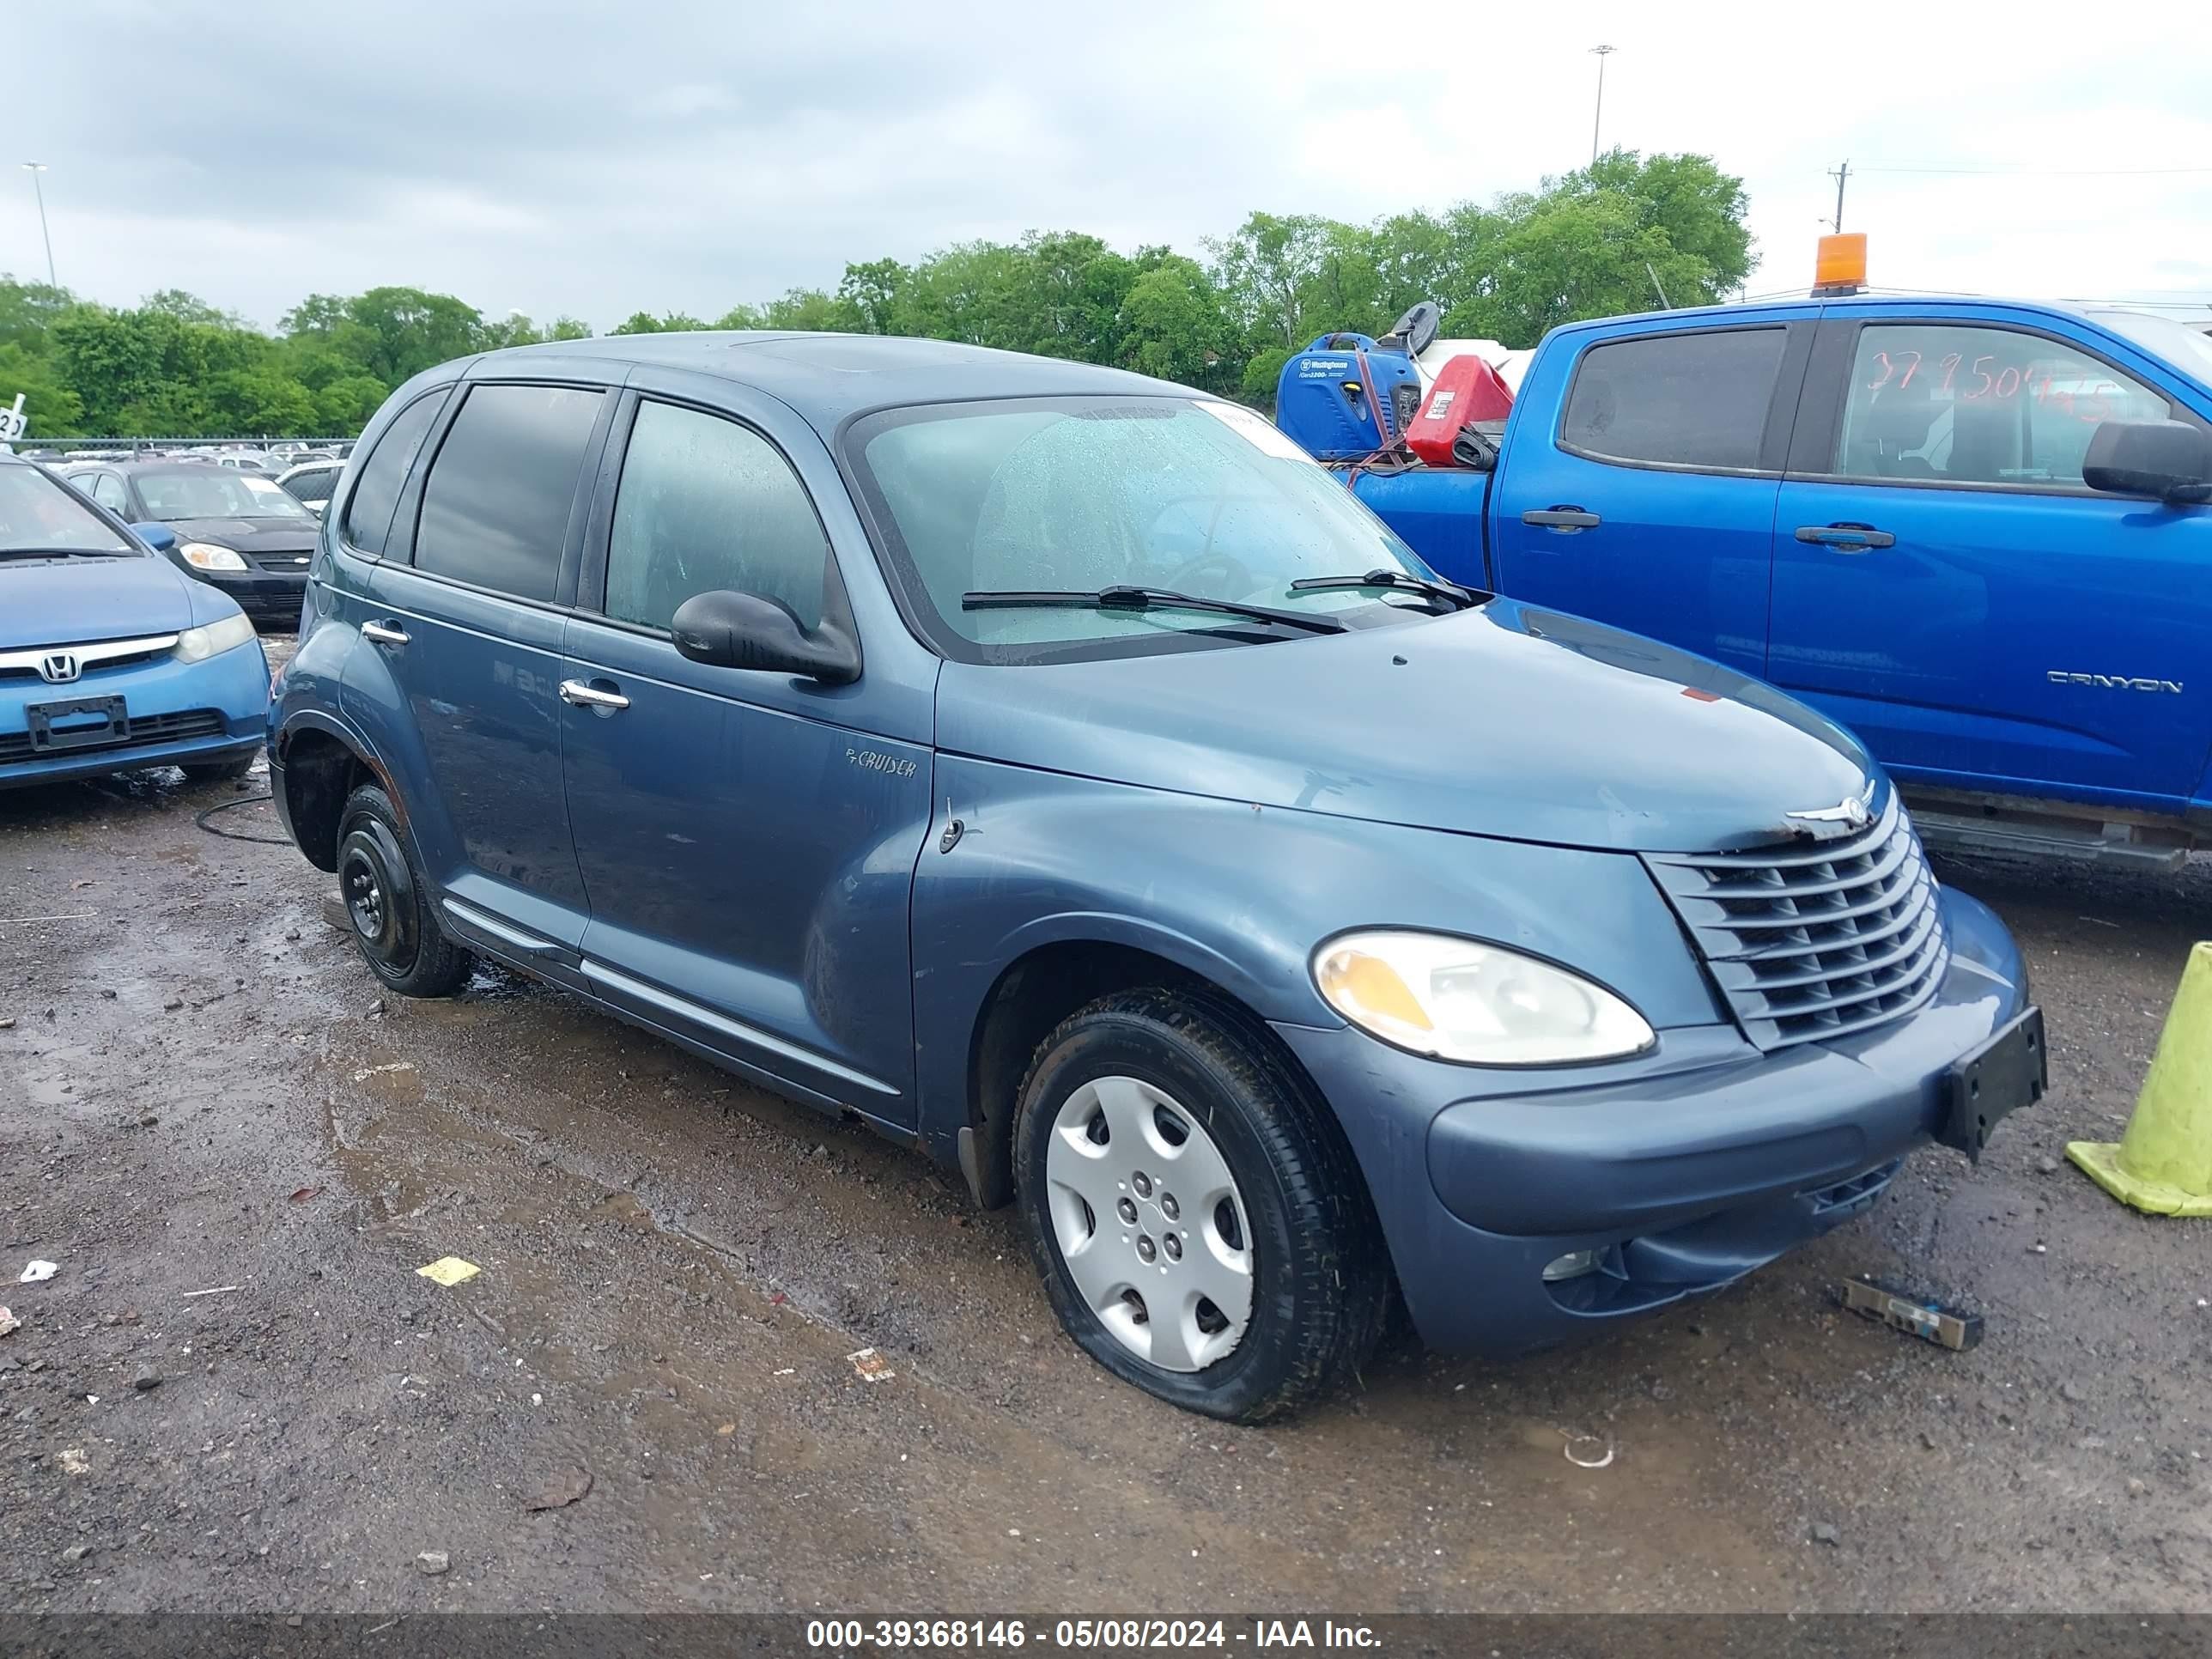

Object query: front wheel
[1013,988,1389,1421]
[334,782,471,998]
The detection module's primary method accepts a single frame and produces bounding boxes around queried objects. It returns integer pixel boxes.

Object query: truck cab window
[1835,324,2170,489]
[1560,328,1786,471]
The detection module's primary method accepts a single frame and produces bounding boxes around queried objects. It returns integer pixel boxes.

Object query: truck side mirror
[2083,421,2212,504]
[670,587,861,685]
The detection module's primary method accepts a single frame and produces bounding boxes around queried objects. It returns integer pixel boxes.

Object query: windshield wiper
[961,586,1348,635]
[0,545,130,561]
[1287,568,1492,610]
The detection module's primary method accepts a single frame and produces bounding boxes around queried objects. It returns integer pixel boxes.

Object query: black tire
[180,753,255,783]
[1012,988,1389,1422]
[334,782,471,998]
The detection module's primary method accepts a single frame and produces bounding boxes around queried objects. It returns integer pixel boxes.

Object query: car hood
[164,516,319,554]
[0,555,198,649]
[933,599,1878,854]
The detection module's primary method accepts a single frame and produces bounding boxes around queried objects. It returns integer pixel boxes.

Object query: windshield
[846,396,1436,661]
[0,465,136,554]
[2091,309,2212,389]
[134,469,316,521]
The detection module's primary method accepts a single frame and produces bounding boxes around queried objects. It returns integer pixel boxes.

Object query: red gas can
[1404,356,1515,467]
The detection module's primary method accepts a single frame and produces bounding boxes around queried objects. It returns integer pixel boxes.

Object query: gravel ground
[3,651,2209,1614]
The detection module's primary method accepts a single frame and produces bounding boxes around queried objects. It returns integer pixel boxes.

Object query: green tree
[313,374,392,433]
[1116,256,1229,388]
[343,287,487,384]
[836,258,908,334]
[205,366,319,434]
[0,340,86,434]
[762,289,858,331]
[547,316,592,341]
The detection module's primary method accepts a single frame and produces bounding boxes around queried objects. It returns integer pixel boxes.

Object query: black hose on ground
[194,792,291,845]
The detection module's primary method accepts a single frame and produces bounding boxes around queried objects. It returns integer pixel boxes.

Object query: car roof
[474,331,1198,430]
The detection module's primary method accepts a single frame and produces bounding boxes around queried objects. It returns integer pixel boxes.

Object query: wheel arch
[273,712,390,872]
[957,930,1344,1216]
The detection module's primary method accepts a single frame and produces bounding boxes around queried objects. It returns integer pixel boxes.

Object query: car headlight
[1312,929,1655,1066]
[173,611,258,664]
[178,541,248,572]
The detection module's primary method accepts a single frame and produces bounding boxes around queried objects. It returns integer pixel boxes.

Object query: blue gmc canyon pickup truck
[1340,295,2212,867]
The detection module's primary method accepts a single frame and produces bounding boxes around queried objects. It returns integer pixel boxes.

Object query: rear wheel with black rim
[335,782,471,998]
[1013,988,1389,1422]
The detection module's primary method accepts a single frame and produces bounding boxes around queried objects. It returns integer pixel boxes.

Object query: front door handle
[360,620,410,646]
[1522,507,1601,530]
[1795,523,1896,550]
[559,678,629,711]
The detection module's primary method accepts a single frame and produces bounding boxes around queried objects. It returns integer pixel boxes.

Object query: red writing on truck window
[1864,349,2119,422]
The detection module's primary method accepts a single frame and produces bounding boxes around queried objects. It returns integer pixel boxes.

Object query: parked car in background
[276,458,345,515]
[1,451,268,787]
[60,460,319,623]
[1327,286,2212,868]
[267,334,2041,1421]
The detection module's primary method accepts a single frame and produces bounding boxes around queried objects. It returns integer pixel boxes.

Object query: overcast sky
[7,1,2209,335]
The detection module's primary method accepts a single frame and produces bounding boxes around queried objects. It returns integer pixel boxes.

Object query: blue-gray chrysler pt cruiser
[269,333,2044,1420]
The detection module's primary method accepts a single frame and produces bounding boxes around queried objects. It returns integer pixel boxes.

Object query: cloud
[3,0,2206,334]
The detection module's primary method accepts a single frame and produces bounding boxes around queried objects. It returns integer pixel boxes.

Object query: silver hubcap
[1043,1075,1254,1373]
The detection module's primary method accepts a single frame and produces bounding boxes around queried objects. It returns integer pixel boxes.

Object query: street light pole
[21,162,54,288]
[1589,46,1615,167]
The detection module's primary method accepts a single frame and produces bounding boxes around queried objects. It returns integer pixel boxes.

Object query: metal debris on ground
[1561,1430,1613,1468]
[180,1285,241,1298]
[1841,1276,1984,1351]
[17,1261,57,1285]
[415,1257,481,1287]
[524,1466,593,1511]
[846,1346,896,1384]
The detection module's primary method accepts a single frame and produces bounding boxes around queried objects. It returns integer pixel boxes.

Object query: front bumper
[1274,887,2031,1358]
[0,641,270,790]
[172,560,308,622]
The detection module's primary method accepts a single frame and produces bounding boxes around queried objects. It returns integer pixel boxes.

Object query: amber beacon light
[1813,233,1869,296]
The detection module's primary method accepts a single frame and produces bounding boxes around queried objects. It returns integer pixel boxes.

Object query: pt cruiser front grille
[1643,794,1948,1052]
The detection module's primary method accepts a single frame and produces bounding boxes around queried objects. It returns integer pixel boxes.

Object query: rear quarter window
[342,392,447,556]
[1560,327,1788,471]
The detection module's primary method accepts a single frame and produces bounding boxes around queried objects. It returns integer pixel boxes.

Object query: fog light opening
[1542,1249,1601,1283]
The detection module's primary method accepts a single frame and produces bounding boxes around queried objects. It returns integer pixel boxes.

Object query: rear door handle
[1795,523,1896,550]
[360,620,410,645]
[559,678,629,711]
[1522,507,1601,530]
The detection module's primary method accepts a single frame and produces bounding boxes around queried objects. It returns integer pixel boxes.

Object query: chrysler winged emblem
[1788,792,1873,830]
[38,651,82,684]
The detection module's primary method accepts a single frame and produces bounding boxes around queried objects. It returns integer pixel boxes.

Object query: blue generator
[1274,331,1425,460]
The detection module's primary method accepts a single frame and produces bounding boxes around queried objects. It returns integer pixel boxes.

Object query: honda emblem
[38,651,82,684]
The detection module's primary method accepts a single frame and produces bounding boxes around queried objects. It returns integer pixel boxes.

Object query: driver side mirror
[670,588,861,685]
[130,521,178,552]
[2083,421,2212,503]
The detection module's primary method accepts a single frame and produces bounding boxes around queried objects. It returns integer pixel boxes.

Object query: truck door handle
[1796,523,1896,550]
[1522,507,1601,530]
[559,678,629,711]
[360,620,410,646]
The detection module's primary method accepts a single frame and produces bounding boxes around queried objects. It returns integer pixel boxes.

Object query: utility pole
[1827,159,1850,234]
[1589,46,1616,166]
[21,162,54,288]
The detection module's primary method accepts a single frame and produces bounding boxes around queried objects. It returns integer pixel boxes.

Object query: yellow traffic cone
[2068,941,2212,1217]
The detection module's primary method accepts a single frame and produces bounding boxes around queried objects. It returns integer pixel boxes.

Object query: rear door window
[413,384,604,602]
[342,393,444,556]
[1560,328,1788,471]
